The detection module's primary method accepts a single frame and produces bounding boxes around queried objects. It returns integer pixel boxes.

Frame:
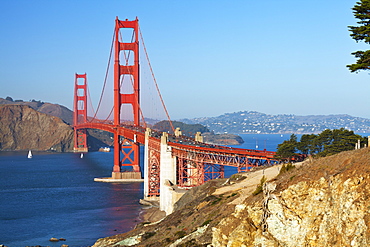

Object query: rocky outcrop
[93,147,370,246]
[0,105,73,151]
[212,175,370,246]
[0,97,73,124]
[37,103,73,125]
[202,133,244,145]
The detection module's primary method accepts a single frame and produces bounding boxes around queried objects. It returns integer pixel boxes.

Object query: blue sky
[1,0,369,120]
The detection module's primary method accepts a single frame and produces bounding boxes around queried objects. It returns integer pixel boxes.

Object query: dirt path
[213,164,284,204]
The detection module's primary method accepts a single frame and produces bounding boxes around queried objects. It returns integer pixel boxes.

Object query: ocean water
[0,134,291,247]
[234,133,291,151]
[0,151,143,247]
[221,134,291,177]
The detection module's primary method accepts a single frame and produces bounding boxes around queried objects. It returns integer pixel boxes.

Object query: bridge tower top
[114,17,140,127]
[73,73,88,126]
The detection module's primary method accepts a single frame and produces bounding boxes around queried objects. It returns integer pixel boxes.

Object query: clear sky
[1,0,369,120]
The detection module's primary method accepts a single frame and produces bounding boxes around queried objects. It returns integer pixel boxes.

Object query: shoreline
[137,199,166,224]
[139,206,166,223]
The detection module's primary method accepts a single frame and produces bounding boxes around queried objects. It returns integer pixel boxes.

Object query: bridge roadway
[74,122,278,168]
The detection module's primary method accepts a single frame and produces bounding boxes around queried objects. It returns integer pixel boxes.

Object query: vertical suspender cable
[86,83,95,121]
[138,24,175,133]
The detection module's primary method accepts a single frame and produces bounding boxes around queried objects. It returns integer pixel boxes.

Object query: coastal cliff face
[0,105,74,151]
[0,97,73,124]
[213,173,370,246]
[93,147,370,246]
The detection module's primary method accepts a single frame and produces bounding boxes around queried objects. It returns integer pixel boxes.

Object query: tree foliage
[275,134,298,160]
[5,96,13,102]
[276,128,367,160]
[347,0,370,72]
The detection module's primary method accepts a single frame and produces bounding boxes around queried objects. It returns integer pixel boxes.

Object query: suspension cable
[104,104,114,123]
[138,24,175,133]
[91,27,115,121]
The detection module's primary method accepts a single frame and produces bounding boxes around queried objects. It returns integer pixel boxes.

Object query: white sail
[80,153,83,158]
[28,150,32,159]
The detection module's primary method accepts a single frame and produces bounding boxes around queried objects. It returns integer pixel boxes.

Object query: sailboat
[80,153,84,158]
[27,150,32,159]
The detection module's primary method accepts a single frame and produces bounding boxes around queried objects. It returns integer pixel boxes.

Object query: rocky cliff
[0,105,74,151]
[0,97,73,124]
[202,133,244,145]
[93,147,370,246]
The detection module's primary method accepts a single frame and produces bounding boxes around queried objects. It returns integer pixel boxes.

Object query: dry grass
[272,147,370,193]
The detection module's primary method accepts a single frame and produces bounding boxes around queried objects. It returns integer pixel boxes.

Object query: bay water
[0,151,143,247]
[0,134,291,246]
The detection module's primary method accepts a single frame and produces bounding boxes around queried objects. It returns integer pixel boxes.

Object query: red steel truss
[204,164,224,181]
[147,138,161,196]
[171,142,279,188]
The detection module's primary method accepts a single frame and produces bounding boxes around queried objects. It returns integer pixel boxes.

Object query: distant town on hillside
[181,111,370,134]
[2,97,370,135]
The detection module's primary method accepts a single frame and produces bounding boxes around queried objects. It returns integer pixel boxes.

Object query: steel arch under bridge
[143,131,281,197]
[170,142,280,189]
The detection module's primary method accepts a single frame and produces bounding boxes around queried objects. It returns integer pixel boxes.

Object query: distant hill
[0,104,74,151]
[153,120,210,137]
[0,97,111,151]
[181,111,370,134]
[4,97,369,138]
[0,97,73,124]
[153,120,244,145]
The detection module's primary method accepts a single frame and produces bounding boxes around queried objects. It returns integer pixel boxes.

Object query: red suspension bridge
[73,17,281,213]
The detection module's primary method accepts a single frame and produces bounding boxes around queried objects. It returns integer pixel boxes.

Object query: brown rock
[0,105,73,151]
[49,237,59,242]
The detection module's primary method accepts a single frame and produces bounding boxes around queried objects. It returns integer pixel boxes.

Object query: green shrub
[142,231,156,240]
[201,219,212,226]
[252,175,267,196]
[279,163,295,175]
[230,174,246,182]
[208,195,222,205]
[227,192,238,198]
[175,230,187,238]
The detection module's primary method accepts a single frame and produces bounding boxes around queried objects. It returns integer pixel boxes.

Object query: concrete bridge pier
[159,132,179,215]
[143,129,188,215]
[143,128,154,201]
[73,147,88,152]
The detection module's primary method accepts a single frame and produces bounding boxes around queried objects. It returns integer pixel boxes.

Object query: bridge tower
[73,73,88,152]
[112,17,141,179]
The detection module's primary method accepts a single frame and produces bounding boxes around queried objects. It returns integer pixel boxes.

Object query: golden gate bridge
[73,17,281,214]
